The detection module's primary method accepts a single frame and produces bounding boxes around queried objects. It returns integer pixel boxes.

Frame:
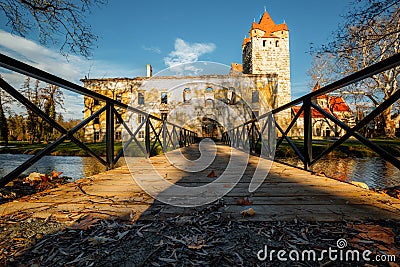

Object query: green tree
[0,89,8,145]
[41,84,64,142]
[0,75,12,145]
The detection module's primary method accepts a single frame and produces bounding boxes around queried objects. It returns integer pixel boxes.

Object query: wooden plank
[1,143,399,223]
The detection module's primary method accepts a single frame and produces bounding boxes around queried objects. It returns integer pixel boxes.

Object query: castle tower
[242,10,291,108]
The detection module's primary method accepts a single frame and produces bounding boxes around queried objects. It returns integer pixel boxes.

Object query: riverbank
[0,141,123,157]
[2,138,400,158]
[275,138,400,158]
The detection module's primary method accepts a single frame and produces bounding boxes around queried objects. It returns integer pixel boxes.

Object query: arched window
[227,87,236,104]
[205,87,214,100]
[275,40,279,47]
[161,92,168,104]
[183,88,192,102]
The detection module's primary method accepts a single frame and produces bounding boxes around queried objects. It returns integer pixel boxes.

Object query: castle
[81,10,291,142]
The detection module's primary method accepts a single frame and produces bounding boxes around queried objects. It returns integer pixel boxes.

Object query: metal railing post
[106,103,114,169]
[303,98,312,170]
[145,118,151,157]
[162,121,167,151]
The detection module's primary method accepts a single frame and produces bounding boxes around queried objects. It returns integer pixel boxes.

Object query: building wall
[244,35,291,109]
[82,74,280,142]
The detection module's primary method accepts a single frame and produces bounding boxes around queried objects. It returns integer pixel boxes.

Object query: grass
[0,141,124,157]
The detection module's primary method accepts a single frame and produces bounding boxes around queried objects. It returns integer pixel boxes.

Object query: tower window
[263,40,267,47]
[275,40,279,47]
[94,116,100,125]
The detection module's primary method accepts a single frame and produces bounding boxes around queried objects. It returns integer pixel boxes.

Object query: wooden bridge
[1,143,399,223]
[1,53,400,224]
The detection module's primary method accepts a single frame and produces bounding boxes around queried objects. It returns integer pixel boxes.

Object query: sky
[0,0,354,119]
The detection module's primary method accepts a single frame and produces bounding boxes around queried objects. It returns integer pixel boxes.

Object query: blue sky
[0,0,353,119]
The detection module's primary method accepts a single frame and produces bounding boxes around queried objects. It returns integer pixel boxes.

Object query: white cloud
[0,30,140,119]
[164,38,216,68]
[142,45,162,54]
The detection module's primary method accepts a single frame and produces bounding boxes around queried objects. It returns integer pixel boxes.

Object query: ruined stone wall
[81,74,284,140]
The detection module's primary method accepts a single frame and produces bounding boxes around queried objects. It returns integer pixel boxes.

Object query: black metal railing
[223,52,400,171]
[0,53,197,187]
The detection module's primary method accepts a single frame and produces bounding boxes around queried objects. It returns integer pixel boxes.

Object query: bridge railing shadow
[0,53,197,188]
[222,53,400,173]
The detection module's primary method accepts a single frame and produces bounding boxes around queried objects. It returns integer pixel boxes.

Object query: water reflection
[279,156,400,189]
[0,154,125,181]
[0,154,399,189]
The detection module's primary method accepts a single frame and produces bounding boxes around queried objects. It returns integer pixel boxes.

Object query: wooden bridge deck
[1,144,400,223]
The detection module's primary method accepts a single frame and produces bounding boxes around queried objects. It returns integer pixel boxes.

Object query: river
[0,154,399,189]
[0,154,125,181]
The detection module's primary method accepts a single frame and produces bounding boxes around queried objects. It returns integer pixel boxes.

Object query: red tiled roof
[231,63,243,73]
[292,106,334,119]
[252,11,288,33]
[243,10,288,46]
[330,96,351,112]
[311,82,351,112]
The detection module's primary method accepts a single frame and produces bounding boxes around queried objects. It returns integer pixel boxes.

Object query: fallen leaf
[188,243,206,250]
[117,230,130,240]
[69,216,100,230]
[237,197,253,206]
[240,208,256,217]
[207,170,217,178]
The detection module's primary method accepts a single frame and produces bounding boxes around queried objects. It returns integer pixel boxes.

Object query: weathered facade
[81,10,292,142]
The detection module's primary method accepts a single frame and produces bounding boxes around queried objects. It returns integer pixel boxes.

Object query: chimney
[146,64,153,78]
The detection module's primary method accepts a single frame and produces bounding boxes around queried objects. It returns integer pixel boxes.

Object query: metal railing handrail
[269,52,400,117]
[0,53,185,129]
[0,53,198,188]
[223,52,400,171]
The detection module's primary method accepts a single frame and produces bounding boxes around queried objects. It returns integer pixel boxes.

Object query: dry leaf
[69,216,100,230]
[188,243,205,250]
[240,208,256,217]
[237,197,253,206]
[117,230,130,240]
[207,170,217,178]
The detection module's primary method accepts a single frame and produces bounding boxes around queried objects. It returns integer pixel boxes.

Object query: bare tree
[310,1,400,137]
[0,0,106,57]
[307,53,338,89]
